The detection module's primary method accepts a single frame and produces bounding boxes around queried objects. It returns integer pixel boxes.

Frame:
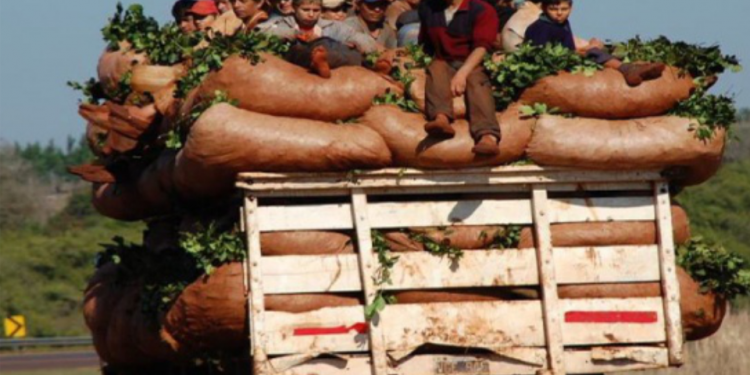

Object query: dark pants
[426,59,501,141]
[285,37,363,69]
[585,47,615,65]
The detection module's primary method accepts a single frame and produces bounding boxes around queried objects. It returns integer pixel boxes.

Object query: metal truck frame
[237,166,683,375]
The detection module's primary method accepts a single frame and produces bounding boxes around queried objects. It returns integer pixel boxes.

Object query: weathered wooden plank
[237,167,663,192]
[549,196,656,223]
[532,187,566,374]
[555,245,660,285]
[261,246,659,294]
[351,190,389,375]
[561,298,666,346]
[654,182,684,365]
[243,196,269,373]
[276,347,668,375]
[263,298,665,355]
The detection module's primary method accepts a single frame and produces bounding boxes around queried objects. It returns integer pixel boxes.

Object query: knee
[466,71,492,89]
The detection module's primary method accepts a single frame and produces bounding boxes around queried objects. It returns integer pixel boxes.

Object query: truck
[236,166,684,375]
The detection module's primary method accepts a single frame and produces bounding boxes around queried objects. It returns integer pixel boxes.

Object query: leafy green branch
[484,43,602,111]
[365,230,399,320]
[670,89,736,140]
[68,72,133,105]
[519,103,560,118]
[677,237,750,300]
[373,89,420,113]
[165,90,238,150]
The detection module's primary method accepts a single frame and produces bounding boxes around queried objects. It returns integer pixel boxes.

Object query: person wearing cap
[188,1,221,31]
[345,0,397,49]
[419,0,502,156]
[173,0,199,33]
[321,0,350,21]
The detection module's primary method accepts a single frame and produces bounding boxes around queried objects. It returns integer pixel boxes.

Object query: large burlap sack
[361,105,532,169]
[261,231,355,256]
[92,152,178,221]
[408,69,467,119]
[527,115,726,185]
[162,263,361,354]
[518,205,691,248]
[173,104,392,199]
[98,44,148,93]
[559,268,726,341]
[194,54,400,122]
[519,67,696,119]
[384,226,513,252]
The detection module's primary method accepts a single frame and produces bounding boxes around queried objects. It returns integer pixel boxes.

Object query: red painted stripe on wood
[293,322,369,336]
[565,311,658,324]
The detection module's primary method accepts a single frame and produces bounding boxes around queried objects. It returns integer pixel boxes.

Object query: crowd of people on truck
[169,0,667,156]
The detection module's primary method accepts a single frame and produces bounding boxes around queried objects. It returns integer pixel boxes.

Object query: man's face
[295,2,322,27]
[275,0,295,14]
[544,2,572,24]
[232,0,264,20]
[194,14,217,31]
[359,0,388,24]
[321,3,348,21]
[179,14,198,33]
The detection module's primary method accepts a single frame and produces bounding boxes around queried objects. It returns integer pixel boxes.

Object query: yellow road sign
[4,315,27,338]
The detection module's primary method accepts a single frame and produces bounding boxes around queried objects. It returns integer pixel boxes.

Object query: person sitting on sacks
[525,0,665,87]
[187,1,222,31]
[321,0,351,21]
[263,0,392,78]
[419,0,503,156]
[385,0,420,31]
[345,0,398,49]
[395,9,420,46]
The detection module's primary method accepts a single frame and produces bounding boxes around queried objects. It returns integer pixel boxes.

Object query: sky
[0,0,748,146]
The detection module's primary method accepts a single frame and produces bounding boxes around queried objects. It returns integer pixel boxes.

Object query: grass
[639,309,750,375]
[2,368,99,375]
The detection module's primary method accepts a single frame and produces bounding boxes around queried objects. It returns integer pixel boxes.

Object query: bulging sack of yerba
[526,115,726,185]
[361,104,532,169]
[173,104,392,199]
[194,54,401,122]
[520,67,696,119]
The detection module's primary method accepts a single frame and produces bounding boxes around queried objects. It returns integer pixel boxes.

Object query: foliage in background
[610,36,742,78]
[14,136,93,183]
[0,187,143,337]
[677,237,750,299]
[484,43,601,110]
[677,159,750,265]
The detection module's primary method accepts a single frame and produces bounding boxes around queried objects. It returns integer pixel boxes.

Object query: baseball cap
[188,1,220,15]
[322,0,348,8]
[361,0,389,4]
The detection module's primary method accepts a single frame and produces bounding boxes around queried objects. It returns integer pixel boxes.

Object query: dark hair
[172,0,196,22]
[542,0,572,5]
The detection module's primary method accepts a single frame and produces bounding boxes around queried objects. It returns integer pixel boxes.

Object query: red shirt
[418,0,499,62]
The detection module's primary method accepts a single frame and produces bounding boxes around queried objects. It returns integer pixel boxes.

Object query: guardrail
[0,337,93,349]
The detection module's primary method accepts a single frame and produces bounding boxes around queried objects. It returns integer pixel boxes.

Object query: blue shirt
[524,14,575,50]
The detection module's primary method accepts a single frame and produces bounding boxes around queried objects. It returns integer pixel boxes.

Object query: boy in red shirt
[419,0,502,156]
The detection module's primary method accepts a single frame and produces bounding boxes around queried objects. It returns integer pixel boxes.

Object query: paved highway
[0,350,100,372]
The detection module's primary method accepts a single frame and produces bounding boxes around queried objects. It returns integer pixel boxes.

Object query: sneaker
[472,134,500,156]
[310,46,331,79]
[424,115,455,138]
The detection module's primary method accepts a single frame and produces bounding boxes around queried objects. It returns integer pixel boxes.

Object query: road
[0,350,100,372]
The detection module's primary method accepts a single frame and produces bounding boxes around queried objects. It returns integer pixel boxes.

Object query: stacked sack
[76,36,734,370]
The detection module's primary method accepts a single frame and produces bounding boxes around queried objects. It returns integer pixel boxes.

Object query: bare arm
[451,47,487,97]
